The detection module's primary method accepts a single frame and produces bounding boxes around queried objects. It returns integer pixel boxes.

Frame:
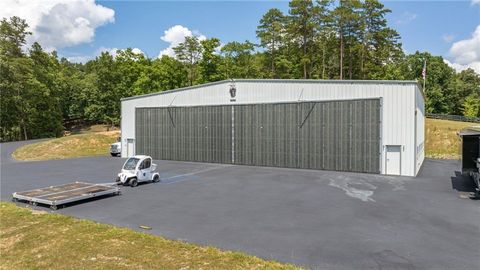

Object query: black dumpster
[459,127,480,196]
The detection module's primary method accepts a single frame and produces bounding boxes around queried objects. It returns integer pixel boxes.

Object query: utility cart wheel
[153,175,160,183]
[50,205,58,211]
[129,178,138,187]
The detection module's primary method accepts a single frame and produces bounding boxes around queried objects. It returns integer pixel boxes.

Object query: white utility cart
[116,155,160,187]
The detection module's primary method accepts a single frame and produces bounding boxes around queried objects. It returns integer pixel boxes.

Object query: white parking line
[161,165,232,184]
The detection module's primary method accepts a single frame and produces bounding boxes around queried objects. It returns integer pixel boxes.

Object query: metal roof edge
[121,78,422,102]
[412,80,425,101]
[121,80,230,101]
[234,78,420,85]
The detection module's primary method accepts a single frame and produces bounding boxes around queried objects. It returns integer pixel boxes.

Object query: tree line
[1,0,479,142]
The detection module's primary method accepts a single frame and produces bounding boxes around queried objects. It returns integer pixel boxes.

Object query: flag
[422,59,426,80]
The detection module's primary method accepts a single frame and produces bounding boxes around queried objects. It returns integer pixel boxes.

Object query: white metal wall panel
[415,85,425,175]
[121,80,423,176]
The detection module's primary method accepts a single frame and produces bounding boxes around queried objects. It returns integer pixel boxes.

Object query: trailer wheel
[153,175,160,183]
[129,178,138,187]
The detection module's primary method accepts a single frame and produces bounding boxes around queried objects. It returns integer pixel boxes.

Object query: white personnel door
[127,138,135,157]
[385,145,401,175]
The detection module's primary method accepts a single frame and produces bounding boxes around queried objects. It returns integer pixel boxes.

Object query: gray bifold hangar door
[136,98,381,173]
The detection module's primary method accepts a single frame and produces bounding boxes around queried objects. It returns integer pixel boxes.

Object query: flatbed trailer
[12,182,120,210]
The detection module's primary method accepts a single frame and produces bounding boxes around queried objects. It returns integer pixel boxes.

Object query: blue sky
[1,0,479,72]
[383,0,479,55]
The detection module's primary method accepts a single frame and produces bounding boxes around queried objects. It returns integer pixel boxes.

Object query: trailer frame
[12,182,120,210]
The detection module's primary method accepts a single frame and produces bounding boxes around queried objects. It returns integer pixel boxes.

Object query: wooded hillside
[1,0,479,142]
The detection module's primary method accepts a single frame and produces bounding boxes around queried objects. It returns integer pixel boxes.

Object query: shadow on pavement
[451,171,476,193]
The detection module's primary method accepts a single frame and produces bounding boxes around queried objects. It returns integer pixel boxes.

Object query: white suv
[110,137,121,157]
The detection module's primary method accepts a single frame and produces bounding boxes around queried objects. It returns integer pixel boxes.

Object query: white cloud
[442,34,455,43]
[131,48,143,55]
[96,47,144,57]
[215,42,225,55]
[161,25,193,45]
[0,0,114,50]
[443,59,479,73]
[396,12,417,25]
[158,25,206,58]
[96,47,125,58]
[66,55,92,64]
[446,25,480,73]
[472,0,480,6]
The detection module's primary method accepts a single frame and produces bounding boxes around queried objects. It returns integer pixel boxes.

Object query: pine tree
[173,36,202,86]
[331,0,362,79]
[360,0,402,79]
[287,0,317,79]
[257,8,286,78]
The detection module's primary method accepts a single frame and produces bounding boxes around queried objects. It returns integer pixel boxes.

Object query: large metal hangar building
[121,79,425,177]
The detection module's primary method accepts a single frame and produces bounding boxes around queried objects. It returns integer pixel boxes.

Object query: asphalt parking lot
[1,140,479,270]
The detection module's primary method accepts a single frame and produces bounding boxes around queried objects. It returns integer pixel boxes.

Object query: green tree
[27,42,63,138]
[133,55,188,94]
[156,55,189,89]
[454,68,480,115]
[57,58,89,120]
[386,52,458,114]
[257,8,286,78]
[463,93,480,117]
[199,38,223,83]
[116,48,149,98]
[0,16,30,57]
[287,0,318,79]
[359,0,402,79]
[311,0,333,79]
[85,52,121,125]
[173,36,202,86]
[0,17,33,140]
[220,41,257,78]
[330,0,362,79]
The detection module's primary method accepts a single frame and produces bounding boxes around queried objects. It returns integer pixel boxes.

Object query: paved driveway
[1,140,479,270]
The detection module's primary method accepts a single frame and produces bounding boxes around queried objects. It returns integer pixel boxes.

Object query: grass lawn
[425,118,478,159]
[0,202,299,270]
[12,131,119,161]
